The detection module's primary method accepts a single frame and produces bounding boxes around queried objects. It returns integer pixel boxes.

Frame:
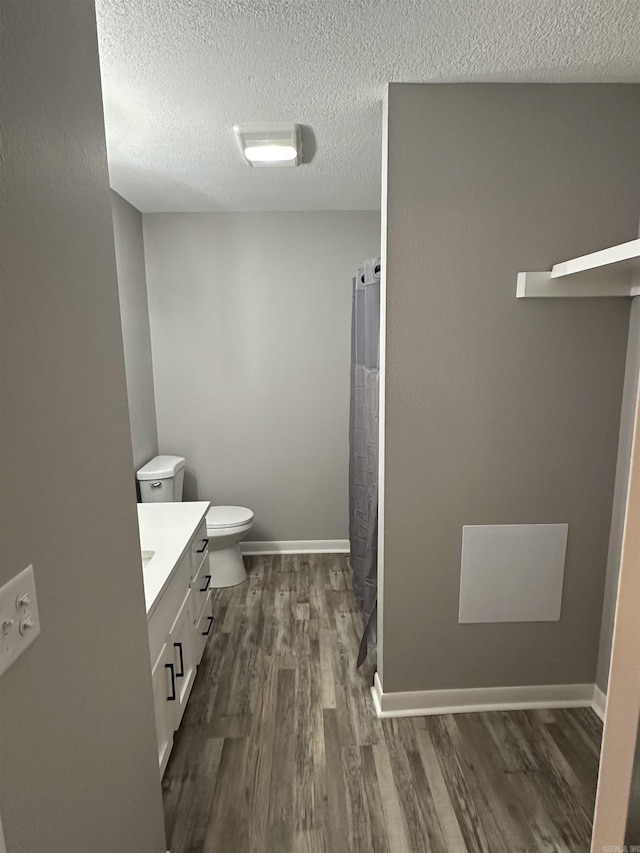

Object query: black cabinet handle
[200,574,211,592]
[202,616,213,636]
[165,663,176,701]
[196,538,209,554]
[173,641,184,678]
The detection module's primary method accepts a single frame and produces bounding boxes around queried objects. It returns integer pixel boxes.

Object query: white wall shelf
[517,238,640,299]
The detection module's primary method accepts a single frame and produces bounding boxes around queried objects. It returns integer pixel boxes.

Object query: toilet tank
[136,455,186,503]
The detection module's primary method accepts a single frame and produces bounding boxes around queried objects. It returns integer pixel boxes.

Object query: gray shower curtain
[349,257,380,666]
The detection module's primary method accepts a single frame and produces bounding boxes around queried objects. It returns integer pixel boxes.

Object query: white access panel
[459,524,568,623]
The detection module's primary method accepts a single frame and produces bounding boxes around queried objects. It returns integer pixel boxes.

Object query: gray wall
[111,190,159,472]
[596,297,640,692]
[0,4,166,851]
[143,212,379,541]
[382,84,640,693]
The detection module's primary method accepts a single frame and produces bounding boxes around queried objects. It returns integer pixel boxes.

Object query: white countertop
[137,501,210,617]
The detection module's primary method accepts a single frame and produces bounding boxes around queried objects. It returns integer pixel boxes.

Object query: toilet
[136,455,253,587]
[205,504,254,588]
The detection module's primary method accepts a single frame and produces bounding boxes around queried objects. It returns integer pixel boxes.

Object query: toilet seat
[206,505,254,530]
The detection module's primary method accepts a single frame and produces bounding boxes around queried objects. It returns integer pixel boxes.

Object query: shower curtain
[349,257,380,667]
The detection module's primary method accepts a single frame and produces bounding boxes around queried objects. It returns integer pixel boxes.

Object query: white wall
[0,4,166,851]
[111,190,159,472]
[143,211,379,541]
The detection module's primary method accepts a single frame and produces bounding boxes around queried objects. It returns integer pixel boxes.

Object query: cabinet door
[167,588,197,727]
[151,643,175,777]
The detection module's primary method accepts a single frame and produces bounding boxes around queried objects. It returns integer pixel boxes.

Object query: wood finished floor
[162,555,602,853]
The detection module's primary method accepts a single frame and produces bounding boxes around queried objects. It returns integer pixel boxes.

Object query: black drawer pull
[173,641,184,678]
[165,663,176,701]
[202,616,213,636]
[196,538,209,554]
[200,574,211,592]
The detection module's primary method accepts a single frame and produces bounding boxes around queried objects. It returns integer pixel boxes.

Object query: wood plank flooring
[162,555,602,853]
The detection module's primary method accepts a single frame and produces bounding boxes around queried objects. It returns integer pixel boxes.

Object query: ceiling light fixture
[234,123,302,167]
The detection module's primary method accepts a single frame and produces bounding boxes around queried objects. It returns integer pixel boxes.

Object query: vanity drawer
[148,551,192,666]
[194,589,214,661]
[190,520,209,580]
[192,549,211,598]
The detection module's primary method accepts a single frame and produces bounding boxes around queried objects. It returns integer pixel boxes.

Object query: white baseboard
[591,684,607,721]
[370,672,598,718]
[241,539,350,556]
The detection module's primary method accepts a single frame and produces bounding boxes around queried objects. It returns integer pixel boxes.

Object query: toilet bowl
[206,505,254,587]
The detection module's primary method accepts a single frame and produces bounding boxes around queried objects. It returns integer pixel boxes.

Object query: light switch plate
[0,564,41,677]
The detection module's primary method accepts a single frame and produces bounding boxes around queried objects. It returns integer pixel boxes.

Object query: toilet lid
[206,505,254,530]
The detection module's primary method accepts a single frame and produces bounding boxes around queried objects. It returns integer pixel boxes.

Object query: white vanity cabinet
[139,502,211,776]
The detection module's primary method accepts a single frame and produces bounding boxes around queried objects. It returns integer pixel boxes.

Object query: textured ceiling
[95,0,640,212]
